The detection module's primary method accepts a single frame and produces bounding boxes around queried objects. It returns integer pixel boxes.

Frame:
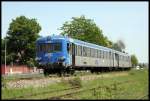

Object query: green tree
[104,36,113,48]
[131,54,138,67]
[59,15,109,47]
[6,16,41,65]
[1,38,5,64]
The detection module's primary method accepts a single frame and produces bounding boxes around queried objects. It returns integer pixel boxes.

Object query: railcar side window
[96,50,98,58]
[83,47,87,57]
[99,50,101,58]
[94,49,96,57]
[107,52,109,59]
[81,46,83,56]
[97,50,99,58]
[106,52,108,59]
[109,52,111,59]
[100,50,101,58]
[90,48,92,57]
[97,50,98,58]
[93,49,95,57]
[47,43,51,52]
[78,45,81,56]
[92,48,94,57]
[101,51,103,58]
[89,48,90,57]
[77,45,79,56]
[103,51,105,59]
[94,49,96,58]
[94,49,97,58]
[86,47,90,57]
[75,45,77,56]
[42,44,46,52]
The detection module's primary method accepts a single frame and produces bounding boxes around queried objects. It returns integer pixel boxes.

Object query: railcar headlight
[58,56,65,61]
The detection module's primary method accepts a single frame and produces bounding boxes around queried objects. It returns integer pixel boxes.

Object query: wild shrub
[2,76,7,89]
[129,71,135,75]
[68,77,82,88]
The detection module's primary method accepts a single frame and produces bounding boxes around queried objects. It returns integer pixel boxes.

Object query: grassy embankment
[2,68,149,99]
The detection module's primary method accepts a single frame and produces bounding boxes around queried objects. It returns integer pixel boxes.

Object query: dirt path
[6,71,129,89]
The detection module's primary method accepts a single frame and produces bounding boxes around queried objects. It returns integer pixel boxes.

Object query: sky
[2,1,148,63]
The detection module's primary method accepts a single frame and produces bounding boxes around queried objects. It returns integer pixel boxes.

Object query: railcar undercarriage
[39,63,131,76]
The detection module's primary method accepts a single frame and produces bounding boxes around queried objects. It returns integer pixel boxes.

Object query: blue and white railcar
[36,35,131,75]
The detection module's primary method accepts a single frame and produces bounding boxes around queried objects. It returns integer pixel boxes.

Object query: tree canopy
[60,15,112,47]
[5,16,41,65]
[2,15,137,67]
[1,39,5,64]
[131,54,138,67]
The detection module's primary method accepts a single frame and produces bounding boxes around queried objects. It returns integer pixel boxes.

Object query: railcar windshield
[37,43,61,53]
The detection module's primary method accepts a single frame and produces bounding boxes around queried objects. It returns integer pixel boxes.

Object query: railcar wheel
[44,69,49,76]
[70,69,75,75]
[57,71,62,77]
[91,69,95,73]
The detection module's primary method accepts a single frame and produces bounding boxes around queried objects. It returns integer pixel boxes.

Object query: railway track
[6,71,129,89]
[45,80,136,100]
[8,86,80,99]
[8,80,134,99]
[3,70,129,81]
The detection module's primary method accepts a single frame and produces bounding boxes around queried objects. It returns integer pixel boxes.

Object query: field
[2,68,149,100]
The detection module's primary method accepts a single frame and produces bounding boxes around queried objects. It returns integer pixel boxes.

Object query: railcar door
[72,43,75,66]
[115,53,119,67]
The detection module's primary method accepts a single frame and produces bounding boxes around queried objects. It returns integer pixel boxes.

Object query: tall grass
[2,69,148,99]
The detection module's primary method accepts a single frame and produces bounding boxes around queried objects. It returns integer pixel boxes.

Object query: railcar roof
[37,35,129,56]
[68,37,129,56]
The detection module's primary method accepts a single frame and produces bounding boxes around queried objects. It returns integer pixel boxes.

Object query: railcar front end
[35,36,72,75]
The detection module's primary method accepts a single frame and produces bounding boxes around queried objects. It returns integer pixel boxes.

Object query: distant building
[1,65,42,75]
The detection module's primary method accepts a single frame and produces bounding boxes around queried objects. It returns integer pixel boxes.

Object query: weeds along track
[8,86,80,99]
[4,70,129,81]
[6,71,129,89]
[45,80,136,100]
[8,80,134,99]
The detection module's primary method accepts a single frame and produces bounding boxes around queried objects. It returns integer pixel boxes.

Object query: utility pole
[5,37,7,75]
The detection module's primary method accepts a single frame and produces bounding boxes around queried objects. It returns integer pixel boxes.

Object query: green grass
[2,68,149,100]
[75,69,149,99]
[2,81,71,99]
